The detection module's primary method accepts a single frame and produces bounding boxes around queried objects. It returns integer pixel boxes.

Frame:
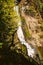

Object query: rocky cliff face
[9,0,43,64]
[16,0,43,61]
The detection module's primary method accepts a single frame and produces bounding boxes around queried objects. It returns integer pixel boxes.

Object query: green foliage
[0,0,19,47]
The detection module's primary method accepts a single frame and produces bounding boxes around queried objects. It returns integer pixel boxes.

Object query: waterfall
[14,6,35,58]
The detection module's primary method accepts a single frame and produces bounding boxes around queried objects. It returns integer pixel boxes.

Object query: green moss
[21,17,31,39]
[21,44,27,55]
[24,28,31,39]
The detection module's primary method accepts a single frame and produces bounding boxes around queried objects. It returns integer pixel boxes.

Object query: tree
[0,0,20,48]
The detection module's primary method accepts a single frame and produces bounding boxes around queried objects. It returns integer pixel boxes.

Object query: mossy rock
[22,17,31,40]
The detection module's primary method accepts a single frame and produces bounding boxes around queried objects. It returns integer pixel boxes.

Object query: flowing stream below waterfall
[14,6,35,58]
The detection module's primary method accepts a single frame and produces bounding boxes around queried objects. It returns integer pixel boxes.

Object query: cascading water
[14,6,35,58]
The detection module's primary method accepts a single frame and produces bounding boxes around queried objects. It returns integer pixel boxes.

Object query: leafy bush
[0,0,20,48]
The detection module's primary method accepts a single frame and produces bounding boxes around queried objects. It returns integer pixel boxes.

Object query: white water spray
[14,6,35,57]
